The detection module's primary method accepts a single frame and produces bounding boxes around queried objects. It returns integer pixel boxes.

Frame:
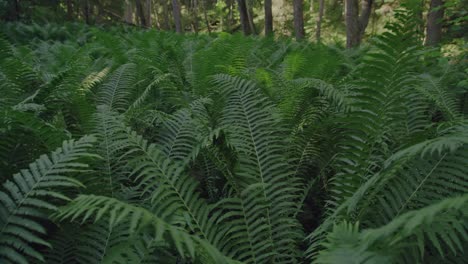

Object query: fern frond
[0,135,96,264]
[317,195,468,263]
[55,195,239,263]
[214,74,303,263]
[97,63,136,112]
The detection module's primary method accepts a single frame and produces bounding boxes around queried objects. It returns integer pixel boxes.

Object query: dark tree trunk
[293,0,305,40]
[358,0,373,39]
[67,0,73,20]
[346,0,360,47]
[237,0,251,35]
[346,0,373,48]
[136,0,147,27]
[162,0,171,30]
[146,0,152,27]
[246,5,257,34]
[172,0,183,33]
[13,0,20,20]
[191,0,199,33]
[124,0,134,25]
[425,0,444,46]
[202,0,211,33]
[84,0,90,24]
[264,0,273,35]
[316,0,325,42]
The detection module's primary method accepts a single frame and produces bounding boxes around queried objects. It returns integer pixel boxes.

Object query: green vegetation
[1,6,467,264]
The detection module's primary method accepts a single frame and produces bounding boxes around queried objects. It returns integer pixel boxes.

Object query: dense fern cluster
[1,9,467,263]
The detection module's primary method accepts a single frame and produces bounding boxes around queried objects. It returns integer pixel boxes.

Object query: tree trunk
[191,0,199,33]
[84,0,90,24]
[202,0,211,33]
[136,0,147,27]
[358,0,373,39]
[247,5,257,34]
[124,0,134,25]
[264,0,273,35]
[237,0,251,35]
[345,0,372,48]
[293,0,305,40]
[13,0,20,20]
[146,0,152,27]
[316,0,325,42]
[66,0,73,20]
[172,0,183,33]
[162,0,171,30]
[425,0,444,46]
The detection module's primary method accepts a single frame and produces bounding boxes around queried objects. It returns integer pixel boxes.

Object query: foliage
[0,8,467,263]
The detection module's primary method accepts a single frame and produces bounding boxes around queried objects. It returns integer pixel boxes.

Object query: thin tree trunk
[84,0,90,24]
[293,0,305,40]
[346,0,373,48]
[67,0,73,20]
[345,0,360,47]
[191,0,199,33]
[247,3,257,34]
[172,0,183,33]
[237,0,251,35]
[425,0,444,46]
[316,0,325,42]
[358,0,373,39]
[264,0,273,35]
[136,0,147,27]
[146,0,152,27]
[124,0,134,24]
[162,0,171,30]
[13,0,20,20]
[152,0,161,29]
[202,0,211,33]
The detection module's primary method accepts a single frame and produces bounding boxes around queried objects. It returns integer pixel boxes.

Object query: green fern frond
[214,74,303,263]
[55,195,238,263]
[317,195,468,263]
[97,63,136,112]
[0,135,96,264]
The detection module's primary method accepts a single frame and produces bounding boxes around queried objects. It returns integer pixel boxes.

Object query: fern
[214,74,303,263]
[54,195,239,263]
[0,135,96,264]
[317,195,468,263]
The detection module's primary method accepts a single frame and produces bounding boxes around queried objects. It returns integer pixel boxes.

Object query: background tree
[345,0,373,48]
[425,0,445,46]
[238,0,252,35]
[265,0,273,35]
[172,0,183,33]
[293,0,305,39]
[316,0,325,41]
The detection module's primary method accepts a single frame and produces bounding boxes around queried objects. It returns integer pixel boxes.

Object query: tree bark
[191,0,199,33]
[358,0,373,39]
[136,0,147,27]
[84,0,90,24]
[146,0,152,27]
[316,0,325,42]
[237,0,251,35]
[172,0,183,33]
[346,0,359,47]
[202,0,211,33]
[162,0,171,30]
[124,0,134,25]
[247,4,257,34]
[293,0,305,40]
[66,0,73,20]
[345,0,373,48]
[264,0,273,35]
[425,0,444,46]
